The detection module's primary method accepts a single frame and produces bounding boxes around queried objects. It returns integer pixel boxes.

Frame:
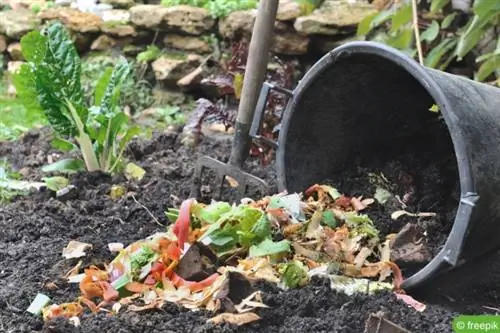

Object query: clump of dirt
[0,127,496,333]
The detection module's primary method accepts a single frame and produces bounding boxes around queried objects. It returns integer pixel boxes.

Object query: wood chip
[208,312,261,326]
[108,243,124,253]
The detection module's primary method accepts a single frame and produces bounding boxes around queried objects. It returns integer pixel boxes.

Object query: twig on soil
[411,0,424,65]
[131,195,164,226]
[483,306,500,312]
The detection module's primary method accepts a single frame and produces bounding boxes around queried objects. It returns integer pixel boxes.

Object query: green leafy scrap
[192,201,232,224]
[42,176,69,192]
[130,246,157,279]
[278,260,309,288]
[203,204,269,251]
[343,212,379,239]
[248,238,291,258]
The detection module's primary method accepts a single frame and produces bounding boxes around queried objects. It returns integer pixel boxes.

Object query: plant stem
[101,118,112,171]
[65,100,100,172]
[411,0,424,65]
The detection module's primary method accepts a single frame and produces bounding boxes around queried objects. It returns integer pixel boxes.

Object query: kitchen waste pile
[29,184,426,326]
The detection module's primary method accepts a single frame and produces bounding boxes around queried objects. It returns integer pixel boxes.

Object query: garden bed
[1,127,498,333]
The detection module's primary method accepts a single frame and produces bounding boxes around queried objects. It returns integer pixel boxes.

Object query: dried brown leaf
[354,247,372,269]
[235,291,269,313]
[305,210,323,240]
[342,263,383,278]
[128,301,160,312]
[64,260,83,278]
[225,176,239,188]
[62,241,93,259]
[292,242,320,261]
[283,223,303,238]
[379,239,391,262]
[45,282,59,290]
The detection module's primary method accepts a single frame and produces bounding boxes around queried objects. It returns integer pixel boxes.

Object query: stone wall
[0,0,376,94]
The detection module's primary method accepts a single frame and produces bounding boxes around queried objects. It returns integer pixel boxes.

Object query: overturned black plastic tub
[250,41,500,290]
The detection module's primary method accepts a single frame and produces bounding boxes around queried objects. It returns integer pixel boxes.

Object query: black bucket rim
[276,41,478,289]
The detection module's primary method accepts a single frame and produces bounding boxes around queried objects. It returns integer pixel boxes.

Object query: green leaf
[136,45,161,63]
[390,4,412,33]
[322,210,337,228]
[0,179,46,191]
[41,158,85,174]
[473,0,500,17]
[456,13,498,59]
[387,28,413,49]
[108,125,141,173]
[15,22,86,137]
[357,12,378,36]
[98,57,131,119]
[43,22,86,129]
[130,245,156,278]
[250,214,271,240]
[430,0,450,13]
[421,21,440,42]
[424,38,457,68]
[475,54,500,81]
[165,208,179,222]
[343,212,379,238]
[12,64,44,114]
[234,206,264,247]
[371,9,396,28]
[20,31,47,64]
[441,12,458,29]
[476,52,495,63]
[94,67,113,105]
[42,176,69,191]
[210,228,238,247]
[124,162,146,181]
[278,260,308,289]
[193,201,232,224]
[52,137,77,152]
[374,187,393,203]
[248,238,291,258]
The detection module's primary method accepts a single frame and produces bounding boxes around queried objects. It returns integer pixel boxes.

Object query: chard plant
[13,22,140,174]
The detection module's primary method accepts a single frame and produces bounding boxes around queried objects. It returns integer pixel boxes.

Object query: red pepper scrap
[171,272,219,292]
[172,199,194,250]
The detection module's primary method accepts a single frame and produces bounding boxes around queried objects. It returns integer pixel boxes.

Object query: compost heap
[35,184,425,325]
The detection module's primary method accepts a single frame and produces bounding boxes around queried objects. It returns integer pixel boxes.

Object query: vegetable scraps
[13,21,141,174]
[36,184,406,322]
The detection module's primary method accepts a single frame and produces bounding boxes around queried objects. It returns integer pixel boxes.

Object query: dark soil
[0,128,498,333]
